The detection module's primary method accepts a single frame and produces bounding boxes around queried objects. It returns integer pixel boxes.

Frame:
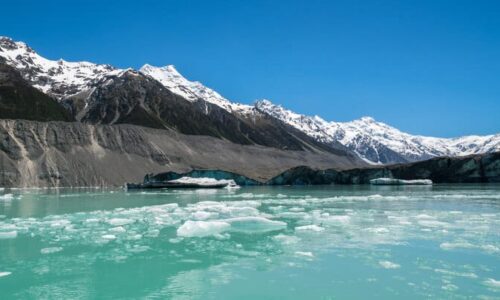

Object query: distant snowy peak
[254,100,334,143]
[0,36,118,99]
[140,64,252,113]
[255,99,500,164]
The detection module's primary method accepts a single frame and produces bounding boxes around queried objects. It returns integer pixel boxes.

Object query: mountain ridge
[1,36,498,165]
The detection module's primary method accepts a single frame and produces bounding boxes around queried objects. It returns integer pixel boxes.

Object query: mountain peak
[140,63,252,113]
[360,116,375,123]
[0,36,117,99]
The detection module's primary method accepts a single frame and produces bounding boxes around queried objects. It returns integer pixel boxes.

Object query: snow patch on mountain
[255,100,500,164]
[140,64,252,113]
[0,36,118,99]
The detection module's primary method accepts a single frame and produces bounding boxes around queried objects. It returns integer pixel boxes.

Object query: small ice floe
[0,193,14,200]
[109,226,127,233]
[434,268,477,279]
[0,231,17,239]
[370,178,433,185]
[40,247,63,254]
[177,220,230,238]
[0,271,11,277]
[107,218,134,226]
[295,224,325,232]
[295,251,314,258]
[441,284,458,291]
[440,241,499,254]
[274,234,300,244]
[379,260,401,269]
[483,278,500,289]
[127,245,150,253]
[225,217,286,233]
[102,234,117,240]
[168,177,239,188]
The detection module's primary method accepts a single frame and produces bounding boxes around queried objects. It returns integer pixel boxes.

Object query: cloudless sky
[1,0,499,137]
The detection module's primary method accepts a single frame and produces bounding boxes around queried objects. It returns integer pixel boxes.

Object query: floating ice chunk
[440,241,474,250]
[323,215,350,225]
[224,206,260,218]
[127,234,142,240]
[41,247,63,254]
[370,178,432,185]
[109,226,127,233]
[276,212,308,219]
[127,245,150,253]
[0,271,11,277]
[295,225,325,232]
[102,234,117,240]
[177,220,230,238]
[0,224,17,231]
[379,260,401,269]
[168,177,238,188]
[49,219,71,228]
[484,278,500,289]
[295,251,314,258]
[0,193,13,200]
[0,231,17,239]
[441,284,458,291]
[226,200,261,208]
[225,217,286,233]
[274,234,300,244]
[418,220,448,228]
[107,218,133,226]
[434,268,477,278]
[366,227,390,234]
[191,211,216,220]
[440,241,499,253]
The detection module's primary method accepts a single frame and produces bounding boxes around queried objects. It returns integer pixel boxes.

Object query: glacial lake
[0,185,499,299]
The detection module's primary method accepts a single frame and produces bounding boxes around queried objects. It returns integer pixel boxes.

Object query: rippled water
[0,185,499,299]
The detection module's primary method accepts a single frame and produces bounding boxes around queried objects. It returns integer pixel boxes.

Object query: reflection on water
[0,185,499,299]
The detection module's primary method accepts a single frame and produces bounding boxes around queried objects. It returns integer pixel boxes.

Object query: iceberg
[126,177,239,190]
[0,231,17,239]
[177,220,230,238]
[168,177,239,188]
[370,178,432,185]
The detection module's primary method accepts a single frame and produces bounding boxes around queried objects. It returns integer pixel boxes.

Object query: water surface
[0,185,499,299]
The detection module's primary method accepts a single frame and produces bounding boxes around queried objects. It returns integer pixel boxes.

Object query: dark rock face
[267,152,500,185]
[0,62,73,122]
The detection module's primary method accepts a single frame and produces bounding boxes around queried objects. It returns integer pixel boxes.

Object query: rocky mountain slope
[0,37,356,157]
[255,100,500,164]
[0,59,73,122]
[1,36,498,172]
[0,120,362,187]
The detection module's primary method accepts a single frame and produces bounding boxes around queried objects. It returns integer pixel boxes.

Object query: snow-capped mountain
[0,36,120,99]
[255,100,500,164]
[1,36,498,165]
[140,64,252,114]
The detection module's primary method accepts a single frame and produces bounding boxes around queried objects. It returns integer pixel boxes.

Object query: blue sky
[2,0,499,137]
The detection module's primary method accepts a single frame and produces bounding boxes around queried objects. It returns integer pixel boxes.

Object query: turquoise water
[0,185,499,299]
